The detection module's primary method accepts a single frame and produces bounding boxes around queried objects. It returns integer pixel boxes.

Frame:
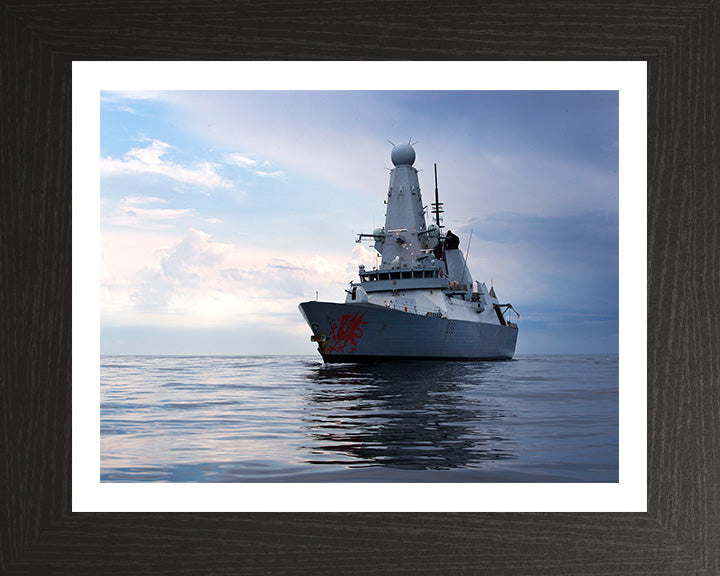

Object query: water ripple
[101,354,618,482]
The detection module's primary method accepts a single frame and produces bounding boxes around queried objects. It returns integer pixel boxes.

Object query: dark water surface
[101,355,618,482]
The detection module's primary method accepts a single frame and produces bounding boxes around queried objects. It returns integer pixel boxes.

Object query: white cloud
[224,153,260,168]
[121,196,168,205]
[160,228,228,279]
[102,197,194,229]
[101,196,226,230]
[347,244,379,272]
[254,169,285,178]
[101,227,360,327]
[101,139,232,189]
[223,152,285,178]
[127,208,195,220]
[125,139,171,164]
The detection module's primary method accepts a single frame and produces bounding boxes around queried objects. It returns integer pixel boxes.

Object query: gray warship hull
[299,301,518,363]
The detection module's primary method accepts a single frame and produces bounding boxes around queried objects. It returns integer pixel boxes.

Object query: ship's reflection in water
[301,361,515,470]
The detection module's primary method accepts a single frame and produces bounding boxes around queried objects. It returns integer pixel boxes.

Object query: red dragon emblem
[327,311,368,353]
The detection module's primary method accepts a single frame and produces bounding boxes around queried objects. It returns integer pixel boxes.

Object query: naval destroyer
[299,142,518,362]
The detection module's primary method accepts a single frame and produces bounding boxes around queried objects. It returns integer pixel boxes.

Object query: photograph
[5,1,717,571]
[99,89,620,484]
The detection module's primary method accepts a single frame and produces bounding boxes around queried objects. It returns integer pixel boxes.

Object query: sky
[99,90,619,355]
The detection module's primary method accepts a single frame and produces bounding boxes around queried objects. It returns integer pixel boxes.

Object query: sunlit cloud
[101,227,363,328]
[223,152,285,178]
[121,195,168,205]
[125,207,195,220]
[223,153,261,168]
[254,170,285,178]
[101,196,227,231]
[101,139,232,189]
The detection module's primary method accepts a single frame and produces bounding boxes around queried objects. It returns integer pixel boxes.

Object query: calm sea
[101,355,618,483]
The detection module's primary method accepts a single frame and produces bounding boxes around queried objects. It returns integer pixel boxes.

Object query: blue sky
[100,90,619,355]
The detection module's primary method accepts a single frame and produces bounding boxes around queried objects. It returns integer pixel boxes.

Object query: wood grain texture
[1,1,718,574]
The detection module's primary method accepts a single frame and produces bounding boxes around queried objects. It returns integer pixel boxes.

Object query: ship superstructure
[299,142,518,362]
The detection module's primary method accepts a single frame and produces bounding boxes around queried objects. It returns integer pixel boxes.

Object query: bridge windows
[360,268,440,282]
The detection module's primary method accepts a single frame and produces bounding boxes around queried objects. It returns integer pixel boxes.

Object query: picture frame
[2,1,718,573]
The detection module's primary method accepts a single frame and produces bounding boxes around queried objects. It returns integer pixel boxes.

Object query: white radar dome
[391,143,416,166]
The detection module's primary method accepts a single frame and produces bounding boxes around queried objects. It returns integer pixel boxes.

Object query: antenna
[431,163,444,228]
[387,139,396,146]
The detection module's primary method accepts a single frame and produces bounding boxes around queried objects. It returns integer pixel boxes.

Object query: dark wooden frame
[2,1,718,574]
